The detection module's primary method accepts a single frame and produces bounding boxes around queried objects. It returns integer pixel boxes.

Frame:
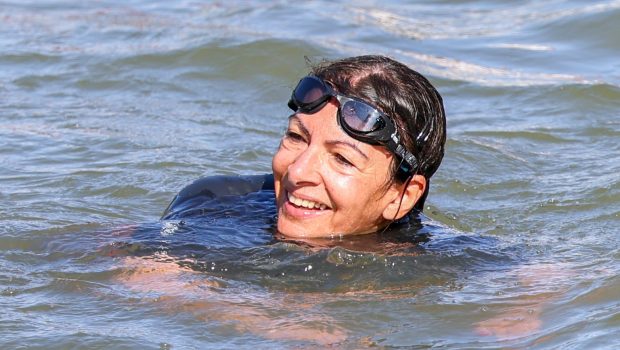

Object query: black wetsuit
[162,174,275,220]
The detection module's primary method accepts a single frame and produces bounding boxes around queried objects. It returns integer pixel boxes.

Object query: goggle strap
[387,136,418,174]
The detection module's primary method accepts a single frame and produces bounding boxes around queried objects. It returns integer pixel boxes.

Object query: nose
[286,145,323,187]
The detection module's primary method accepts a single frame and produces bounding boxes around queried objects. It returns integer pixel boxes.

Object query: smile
[287,192,328,210]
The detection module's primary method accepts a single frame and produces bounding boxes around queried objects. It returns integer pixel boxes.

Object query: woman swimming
[118,56,552,343]
[162,55,446,240]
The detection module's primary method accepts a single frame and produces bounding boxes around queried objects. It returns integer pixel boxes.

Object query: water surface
[1,0,619,348]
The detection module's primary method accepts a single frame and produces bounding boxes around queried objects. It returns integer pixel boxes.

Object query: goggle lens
[340,99,385,133]
[292,77,328,106]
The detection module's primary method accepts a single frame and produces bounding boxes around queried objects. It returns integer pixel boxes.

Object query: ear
[382,175,426,221]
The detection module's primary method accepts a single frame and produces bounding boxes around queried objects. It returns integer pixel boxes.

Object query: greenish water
[1,1,619,348]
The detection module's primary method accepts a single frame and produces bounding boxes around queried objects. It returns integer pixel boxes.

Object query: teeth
[287,192,327,210]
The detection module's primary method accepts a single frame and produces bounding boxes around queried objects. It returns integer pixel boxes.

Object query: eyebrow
[289,115,310,139]
[289,115,369,160]
[325,140,369,160]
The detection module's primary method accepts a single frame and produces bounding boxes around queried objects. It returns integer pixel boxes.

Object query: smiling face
[272,101,409,238]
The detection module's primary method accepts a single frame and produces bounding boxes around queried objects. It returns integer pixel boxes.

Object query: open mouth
[287,192,328,210]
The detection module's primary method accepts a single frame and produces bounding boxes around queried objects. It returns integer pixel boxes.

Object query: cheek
[327,174,389,233]
[272,146,289,177]
[329,171,389,211]
[272,149,285,197]
[327,174,370,208]
[272,145,299,204]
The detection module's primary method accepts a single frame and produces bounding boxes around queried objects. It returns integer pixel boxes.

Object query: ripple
[395,48,600,87]
[1,0,619,348]
[347,1,620,41]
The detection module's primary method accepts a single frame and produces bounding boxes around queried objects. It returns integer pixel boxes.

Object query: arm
[474,262,575,339]
[115,255,345,345]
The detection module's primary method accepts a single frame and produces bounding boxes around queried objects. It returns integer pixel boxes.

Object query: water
[1,0,619,348]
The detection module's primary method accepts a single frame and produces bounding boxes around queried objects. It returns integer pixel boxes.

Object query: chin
[277,221,323,238]
[276,219,377,238]
[276,216,345,238]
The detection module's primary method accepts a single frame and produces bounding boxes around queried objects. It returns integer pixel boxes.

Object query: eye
[334,153,354,167]
[284,130,306,143]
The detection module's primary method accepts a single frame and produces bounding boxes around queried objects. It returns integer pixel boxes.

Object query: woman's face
[272,101,403,238]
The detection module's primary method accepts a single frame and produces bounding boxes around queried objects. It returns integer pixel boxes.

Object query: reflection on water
[1,0,619,348]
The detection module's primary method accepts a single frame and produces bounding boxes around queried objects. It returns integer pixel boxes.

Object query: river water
[1,0,619,349]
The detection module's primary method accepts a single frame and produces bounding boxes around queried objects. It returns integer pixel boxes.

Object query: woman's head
[272,55,446,238]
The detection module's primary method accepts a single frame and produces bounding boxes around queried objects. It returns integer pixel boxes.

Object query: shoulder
[161,174,274,219]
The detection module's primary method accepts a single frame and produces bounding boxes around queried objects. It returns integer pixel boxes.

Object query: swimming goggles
[288,75,418,175]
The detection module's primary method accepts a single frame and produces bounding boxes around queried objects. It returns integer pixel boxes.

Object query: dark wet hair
[311,55,446,183]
